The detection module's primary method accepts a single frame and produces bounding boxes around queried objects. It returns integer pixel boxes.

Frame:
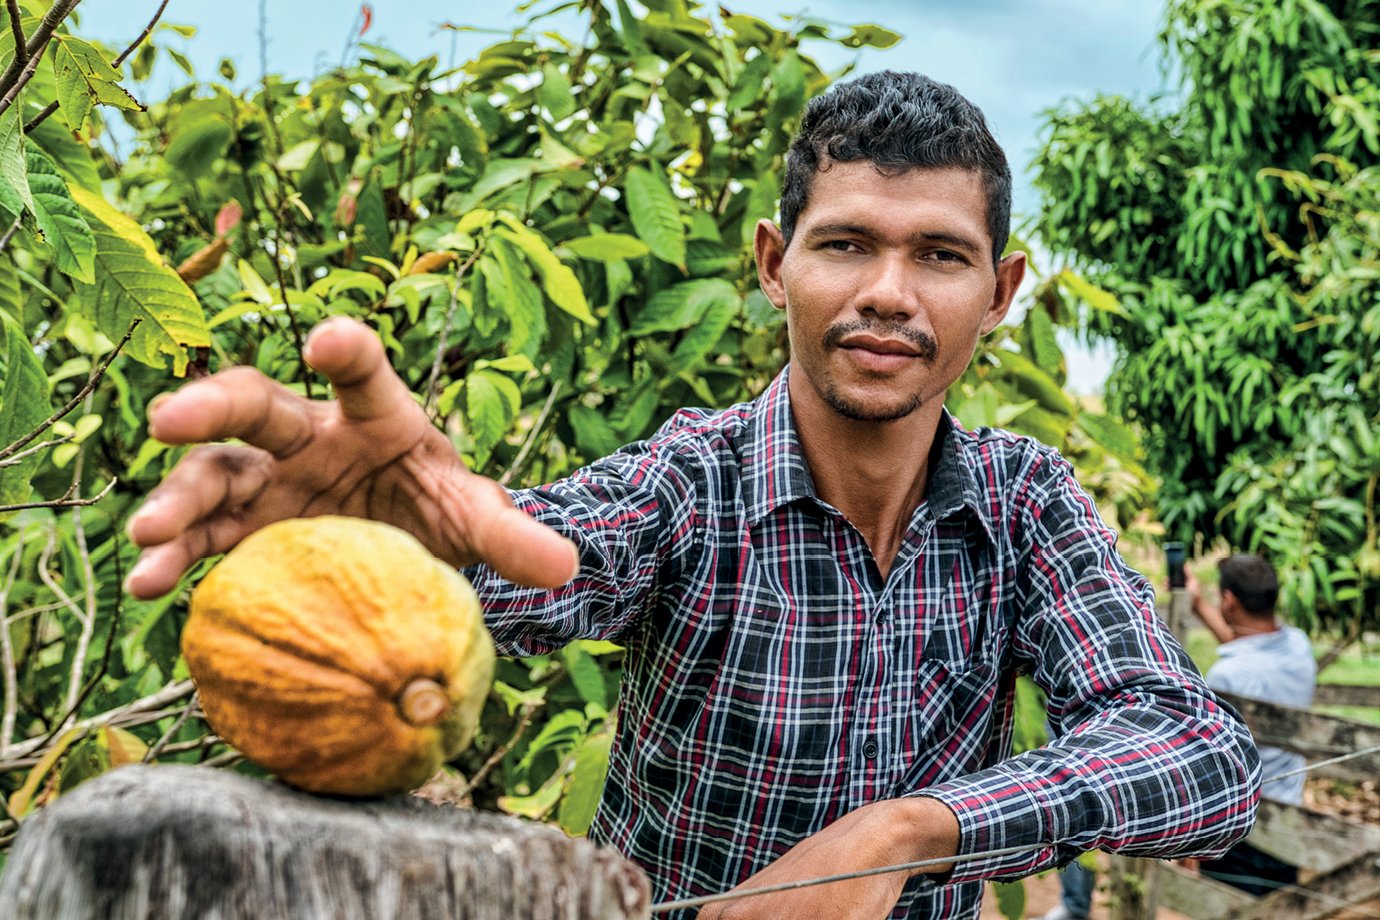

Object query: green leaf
[0,311,48,512]
[841,24,903,49]
[25,148,96,282]
[1078,410,1140,462]
[629,278,737,335]
[539,63,575,121]
[0,102,35,220]
[495,218,595,325]
[992,881,1027,920]
[669,287,739,374]
[1055,269,1128,317]
[355,173,391,260]
[164,115,232,176]
[568,404,622,459]
[70,186,210,374]
[27,115,101,191]
[52,35,143,132]
[561,233,651,262]
[560,644,608,709]
[557,727,613,837]
[624,166,686,270]
[466,369,517,462]
[1023,303,1064,382]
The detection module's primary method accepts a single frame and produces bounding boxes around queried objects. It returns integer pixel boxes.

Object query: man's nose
[856,254,920,320]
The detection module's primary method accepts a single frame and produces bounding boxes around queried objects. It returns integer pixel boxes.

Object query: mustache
[822,320,938,361]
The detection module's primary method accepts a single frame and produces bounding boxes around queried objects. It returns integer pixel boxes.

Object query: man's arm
[913,450,1260,885]
[126,318,578,598]
[1186,569,1235,644]
[695,797,959,920]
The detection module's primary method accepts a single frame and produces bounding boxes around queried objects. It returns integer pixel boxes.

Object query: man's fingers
[148,367,314,460]
[124,516,257,599]
[304,317,417,422]
[456,478,580,589]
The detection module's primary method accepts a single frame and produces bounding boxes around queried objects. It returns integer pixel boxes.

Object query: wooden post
[1107,855,1161,920]
[0,763,650,920]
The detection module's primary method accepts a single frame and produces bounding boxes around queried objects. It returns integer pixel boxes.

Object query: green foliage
[1032,0,1380,634]
[0,0,1146,866]
[0,0,920,847]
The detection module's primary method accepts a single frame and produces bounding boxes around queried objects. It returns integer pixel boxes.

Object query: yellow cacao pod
[182,517,495,797]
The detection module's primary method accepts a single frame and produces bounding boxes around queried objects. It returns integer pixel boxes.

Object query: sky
[76,0,1179,392]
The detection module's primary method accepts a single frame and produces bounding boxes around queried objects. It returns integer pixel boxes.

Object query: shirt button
[862,738,879,759]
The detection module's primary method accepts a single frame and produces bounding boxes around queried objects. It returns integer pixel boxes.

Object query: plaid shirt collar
[740,365,992,542]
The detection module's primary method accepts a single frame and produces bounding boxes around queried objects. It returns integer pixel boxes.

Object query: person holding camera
[1189,554,1316,896]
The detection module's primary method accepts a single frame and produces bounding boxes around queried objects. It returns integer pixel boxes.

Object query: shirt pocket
[896,656,1003,791]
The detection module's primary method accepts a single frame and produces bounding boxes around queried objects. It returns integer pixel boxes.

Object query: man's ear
[980,251,1027,335]
[754,219,787,310]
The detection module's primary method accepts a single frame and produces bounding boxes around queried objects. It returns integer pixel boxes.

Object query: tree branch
[0,473,116,514]
[5,0,27,74]
[0,320,139,464]
[0,679,194,768]
[0,0,81,114]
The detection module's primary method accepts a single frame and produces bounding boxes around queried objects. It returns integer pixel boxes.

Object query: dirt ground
[976,858,1191,920]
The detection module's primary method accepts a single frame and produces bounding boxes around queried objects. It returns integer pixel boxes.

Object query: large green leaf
[560,233,651,262]
[669,287,739,374]
[568,404,622,459]
[495,218,595,325]
[0,102,35,219]
[0,311,49,511]
[624,166,686,270]
[26,116,101,191]
[629,278,736,335]
[1023,302,1064,382]
[70,186,209,374]
[52,35,143,133]
[25,148,96,283]
[557,727,613,837]
[1078,410,1141,462]
[164,115,233,177]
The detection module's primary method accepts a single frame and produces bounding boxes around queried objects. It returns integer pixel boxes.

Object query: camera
[1164,541,1186,588]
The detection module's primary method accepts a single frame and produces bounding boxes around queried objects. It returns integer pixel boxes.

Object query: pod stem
[398,678,450,727]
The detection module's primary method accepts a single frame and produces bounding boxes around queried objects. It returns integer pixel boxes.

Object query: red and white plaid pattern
[469,367,1260,919]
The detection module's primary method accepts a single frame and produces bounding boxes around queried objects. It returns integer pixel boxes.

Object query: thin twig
[457,702,538,801]
[0,320,139,464]
[424,248,484,417]
[499,381,561,487]
[112,0,169,67]
[0,218,21,252]
[0,435,73,469]
[142,692,199,763]
[0,475,116,514]
[0,524,30,758]
[0,679,193,767]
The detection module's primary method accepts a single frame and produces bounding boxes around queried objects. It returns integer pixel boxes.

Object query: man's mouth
[837,334,923,357]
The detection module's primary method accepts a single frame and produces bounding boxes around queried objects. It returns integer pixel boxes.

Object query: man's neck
[1230,617,1282,640]
[789,382,946,579]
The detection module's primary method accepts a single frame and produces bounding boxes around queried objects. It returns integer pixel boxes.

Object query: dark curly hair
[778,71,1012,264]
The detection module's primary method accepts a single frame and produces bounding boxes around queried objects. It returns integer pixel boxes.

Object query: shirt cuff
[910,769,1070,883]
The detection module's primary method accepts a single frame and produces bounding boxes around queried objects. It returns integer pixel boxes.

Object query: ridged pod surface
[182,517,495,797]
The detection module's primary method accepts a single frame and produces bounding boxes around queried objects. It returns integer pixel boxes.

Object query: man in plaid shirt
[128,72,1259,918]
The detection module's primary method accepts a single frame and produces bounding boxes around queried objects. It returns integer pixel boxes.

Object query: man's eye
[823,240,859,252]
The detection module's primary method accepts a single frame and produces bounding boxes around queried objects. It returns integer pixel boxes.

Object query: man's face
[756,162,1024,426]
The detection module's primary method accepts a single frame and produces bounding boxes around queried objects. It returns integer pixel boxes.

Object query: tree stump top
[0,763,650,920]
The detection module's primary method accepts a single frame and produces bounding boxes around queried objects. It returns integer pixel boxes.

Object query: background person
[1190,554,1316,896]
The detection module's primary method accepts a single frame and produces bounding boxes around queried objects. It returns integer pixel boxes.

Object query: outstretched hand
[125,317,579,599]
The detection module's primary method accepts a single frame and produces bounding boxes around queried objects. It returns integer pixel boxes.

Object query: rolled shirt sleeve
[918,450,1261,883]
